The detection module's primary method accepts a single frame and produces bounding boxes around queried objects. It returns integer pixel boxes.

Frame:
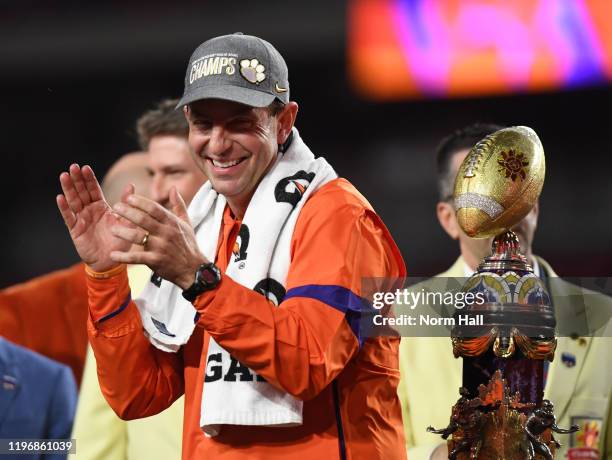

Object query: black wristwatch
[182,262,222,302]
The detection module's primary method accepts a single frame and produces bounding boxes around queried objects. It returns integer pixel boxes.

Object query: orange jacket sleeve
[86,267,185,420]
[195,181,406,400]
[0,263,89,384]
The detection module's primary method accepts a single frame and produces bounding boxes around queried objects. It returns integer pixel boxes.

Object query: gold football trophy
[427,127,578,459]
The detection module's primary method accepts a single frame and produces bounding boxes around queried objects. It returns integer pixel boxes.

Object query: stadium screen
[348,0,612,99]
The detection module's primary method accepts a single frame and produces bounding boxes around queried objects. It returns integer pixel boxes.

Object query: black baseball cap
[177,33,290,109]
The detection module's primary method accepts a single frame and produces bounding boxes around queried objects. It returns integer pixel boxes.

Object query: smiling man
[57,33,407,459]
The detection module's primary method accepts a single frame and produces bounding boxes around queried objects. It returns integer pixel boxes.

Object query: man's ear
[276,101,299,144]
[437,201,460,240]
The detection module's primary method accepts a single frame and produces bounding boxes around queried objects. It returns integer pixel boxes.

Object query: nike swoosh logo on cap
[275,83,288,93]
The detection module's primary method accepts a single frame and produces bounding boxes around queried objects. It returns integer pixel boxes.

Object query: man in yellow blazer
[398,123,612,460]
[72,99,207,460]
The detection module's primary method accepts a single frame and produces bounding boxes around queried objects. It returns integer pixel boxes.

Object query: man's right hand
[56,163,133,272]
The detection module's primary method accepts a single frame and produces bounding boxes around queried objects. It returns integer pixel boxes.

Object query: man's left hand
[110,186,208,290]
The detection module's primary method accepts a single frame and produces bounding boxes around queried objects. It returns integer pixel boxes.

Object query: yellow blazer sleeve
[398,336,462,460]
[397,262,465,460]
[72,346,128,459]
[125,397,184,460]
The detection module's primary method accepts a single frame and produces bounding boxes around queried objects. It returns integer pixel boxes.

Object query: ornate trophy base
[429,370,577,460]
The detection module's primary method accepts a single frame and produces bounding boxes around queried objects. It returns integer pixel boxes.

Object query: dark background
[1,1,610,288]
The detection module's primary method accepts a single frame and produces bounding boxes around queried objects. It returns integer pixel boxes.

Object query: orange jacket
[0,263,89,385]
[87,178,407,459]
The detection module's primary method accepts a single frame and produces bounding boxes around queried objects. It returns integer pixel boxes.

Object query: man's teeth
[212,158,243,168]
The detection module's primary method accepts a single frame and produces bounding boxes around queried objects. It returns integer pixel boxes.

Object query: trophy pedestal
[446,371,556,460]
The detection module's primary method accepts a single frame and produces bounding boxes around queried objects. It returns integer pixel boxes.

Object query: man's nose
[207,126,231,157]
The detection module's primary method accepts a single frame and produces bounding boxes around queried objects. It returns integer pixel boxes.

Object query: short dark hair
[136,99,189,150]
[267,99,286,116]
[435,123,505,201]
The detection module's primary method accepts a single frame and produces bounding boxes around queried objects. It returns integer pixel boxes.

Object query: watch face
[183,263,220,302]
[200,267,218,284]
[197,263,220,288]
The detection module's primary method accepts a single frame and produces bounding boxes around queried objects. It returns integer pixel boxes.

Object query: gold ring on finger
[140,232,150,248]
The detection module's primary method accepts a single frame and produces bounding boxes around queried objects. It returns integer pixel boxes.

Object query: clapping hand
[108,186,208,289]
[56,164,134,272]
[58,163,208,288]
